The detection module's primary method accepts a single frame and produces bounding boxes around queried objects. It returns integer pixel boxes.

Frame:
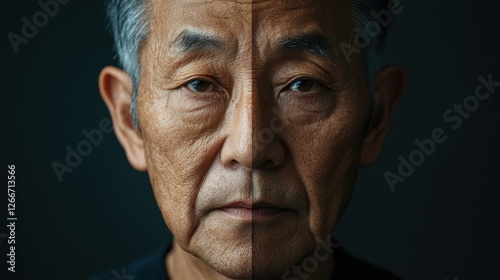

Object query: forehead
[147,0,352,48]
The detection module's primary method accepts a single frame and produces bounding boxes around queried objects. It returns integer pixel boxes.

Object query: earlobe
[99,66,147,171]
[360,65,408,166]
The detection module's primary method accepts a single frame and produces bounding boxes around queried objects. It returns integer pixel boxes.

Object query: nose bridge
[236,76,271,162]
[250,79,273,151]
[237,80,254,154]
[220,76,253,168]
[250,79,285,168]
[221,69,284,169]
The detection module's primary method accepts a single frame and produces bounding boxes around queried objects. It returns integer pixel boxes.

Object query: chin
[190,238,253,279]
[207,253,253,280]
[216,267,253,280]
[211,258,288,280]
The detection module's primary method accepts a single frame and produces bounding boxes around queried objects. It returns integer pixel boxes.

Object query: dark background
[1,0,499,279]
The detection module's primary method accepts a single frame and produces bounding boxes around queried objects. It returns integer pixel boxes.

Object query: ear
[99,66,147,171]
[360,65,408,166]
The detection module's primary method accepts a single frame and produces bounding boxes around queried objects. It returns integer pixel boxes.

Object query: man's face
[138,0,370,278]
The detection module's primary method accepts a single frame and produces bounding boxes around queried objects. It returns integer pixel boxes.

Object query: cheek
[285,106,366,239]
[138,95,225,244]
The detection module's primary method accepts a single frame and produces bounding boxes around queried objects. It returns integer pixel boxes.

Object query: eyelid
[178,77,232,102]
[187,79,216,92]
[281,76,328,92]
[178,77,219,90]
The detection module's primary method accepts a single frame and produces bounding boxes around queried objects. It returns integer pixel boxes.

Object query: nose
[220,81,285,170]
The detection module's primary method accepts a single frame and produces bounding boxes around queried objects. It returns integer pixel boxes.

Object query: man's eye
[185,79,218,93]
[288,79,318,93]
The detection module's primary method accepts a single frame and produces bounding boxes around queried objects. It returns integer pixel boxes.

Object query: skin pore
[99,0,407,279]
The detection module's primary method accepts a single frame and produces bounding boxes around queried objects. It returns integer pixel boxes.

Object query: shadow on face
[99,0,407,279]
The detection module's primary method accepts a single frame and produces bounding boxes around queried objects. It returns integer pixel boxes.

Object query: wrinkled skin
[99,0,407,279]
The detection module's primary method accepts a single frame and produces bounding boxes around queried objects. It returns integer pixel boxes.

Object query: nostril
[227,159,253,171]
[262,159,279,169]
[230,159,240,167]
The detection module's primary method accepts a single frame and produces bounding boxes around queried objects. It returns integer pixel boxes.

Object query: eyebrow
[278,33,333,59]
[171,30,226,53]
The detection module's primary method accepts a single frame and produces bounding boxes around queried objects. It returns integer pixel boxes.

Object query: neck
[166,240,235,280]
[279,253,336,280]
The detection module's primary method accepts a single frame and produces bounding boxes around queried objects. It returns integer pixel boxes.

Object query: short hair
[105,0,390,128]
[106,0,150,128]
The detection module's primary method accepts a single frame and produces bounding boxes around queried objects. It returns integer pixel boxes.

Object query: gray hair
[351,0,390,112]
[105,0,390,128]
[106,0,150,128]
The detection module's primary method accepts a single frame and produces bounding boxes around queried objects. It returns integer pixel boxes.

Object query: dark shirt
[89,243,402,280]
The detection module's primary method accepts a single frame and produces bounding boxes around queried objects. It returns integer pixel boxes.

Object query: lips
[219,202,288,220]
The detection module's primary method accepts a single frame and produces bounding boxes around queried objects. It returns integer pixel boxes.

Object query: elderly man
[93,0,407,279]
